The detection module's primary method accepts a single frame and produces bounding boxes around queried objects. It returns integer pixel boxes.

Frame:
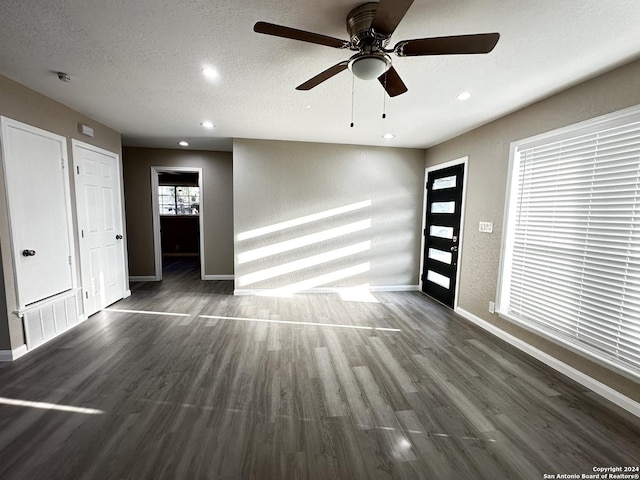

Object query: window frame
[158,185,200,216]
[496,104,640,381]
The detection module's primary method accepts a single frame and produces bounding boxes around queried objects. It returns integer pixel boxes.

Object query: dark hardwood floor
[0,258,638,479]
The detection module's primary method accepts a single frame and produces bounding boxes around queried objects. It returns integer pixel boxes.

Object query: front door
[72,141,126,316]
[421,163,465,308]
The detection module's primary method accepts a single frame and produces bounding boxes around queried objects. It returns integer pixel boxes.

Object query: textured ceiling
[1,0,640,152]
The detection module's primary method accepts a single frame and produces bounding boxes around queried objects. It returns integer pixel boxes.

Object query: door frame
[420,156,468,309]
[1,116,78,310]
[151,166,205,281]
[72,139,129,316]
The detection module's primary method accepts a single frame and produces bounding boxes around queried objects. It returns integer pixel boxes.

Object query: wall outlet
[489,301,495,313]
[479,221,493,233]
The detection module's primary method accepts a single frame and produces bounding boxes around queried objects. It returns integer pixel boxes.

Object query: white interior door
[1,117,75,308]
[72,141,126,316]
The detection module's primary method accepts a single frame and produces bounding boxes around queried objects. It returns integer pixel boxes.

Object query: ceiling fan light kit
[253,0,500,97]
[349,53,391,80]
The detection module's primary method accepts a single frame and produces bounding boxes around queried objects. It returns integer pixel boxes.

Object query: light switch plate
[479,221,493,233]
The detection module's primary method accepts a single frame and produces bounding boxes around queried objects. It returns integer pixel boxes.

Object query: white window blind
[499,107,640,379]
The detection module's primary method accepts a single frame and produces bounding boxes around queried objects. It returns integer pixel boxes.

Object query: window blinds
[501,112,640,378]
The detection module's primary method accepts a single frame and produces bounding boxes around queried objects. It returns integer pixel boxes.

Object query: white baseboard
[0,344,28,362]
[370,285,419,292]
[455,307,640,419]
[202,275,234,281]
[234,285,419,296]
[129,276,158,282]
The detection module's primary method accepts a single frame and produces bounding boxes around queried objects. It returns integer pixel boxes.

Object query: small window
[159,186,199,215]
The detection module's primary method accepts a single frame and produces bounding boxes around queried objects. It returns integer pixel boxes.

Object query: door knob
[22,249,36,257]
[115,234,123,240]
[450,246,458,252]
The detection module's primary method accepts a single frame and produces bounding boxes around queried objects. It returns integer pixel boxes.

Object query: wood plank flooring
[0,259,638,479]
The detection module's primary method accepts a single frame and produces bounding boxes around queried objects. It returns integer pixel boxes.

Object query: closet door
[1,117,74,308]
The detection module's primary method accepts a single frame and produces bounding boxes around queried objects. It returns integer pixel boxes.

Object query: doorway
[151,166,204,281]
[421,157,467,308]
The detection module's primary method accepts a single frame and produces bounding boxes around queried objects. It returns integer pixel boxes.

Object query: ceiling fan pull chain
[382,73,387,119]
[350,74,355,128]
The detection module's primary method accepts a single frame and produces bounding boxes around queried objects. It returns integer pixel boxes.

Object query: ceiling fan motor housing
[347,2,390,51]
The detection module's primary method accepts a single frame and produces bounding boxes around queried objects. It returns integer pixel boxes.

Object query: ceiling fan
[254,0,500,97]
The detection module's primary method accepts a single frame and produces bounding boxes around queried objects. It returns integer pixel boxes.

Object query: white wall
[233,139,425,294]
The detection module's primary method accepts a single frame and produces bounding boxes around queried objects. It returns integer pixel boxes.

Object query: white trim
[203,274,234,280]
[0,345,28,362]
[151,166,205,281]
[455,307,640,419]
[420,156,469,308]
[234,285,419,296]
[129,276,158,282]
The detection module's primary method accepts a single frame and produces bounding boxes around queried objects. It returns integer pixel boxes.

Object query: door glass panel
[427,270,450,289]
[432,175,456,190]
[428,248,452,264]
[430,225,454,239]
[431,201,455,214]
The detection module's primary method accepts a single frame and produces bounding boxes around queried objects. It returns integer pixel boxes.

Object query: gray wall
[122,147,233,277]
[425,58,640,402]
[0,74,122,350]
[233,139,424,293]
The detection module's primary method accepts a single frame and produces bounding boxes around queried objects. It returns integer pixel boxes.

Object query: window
[498,105,640,379]
[159,186,199,215]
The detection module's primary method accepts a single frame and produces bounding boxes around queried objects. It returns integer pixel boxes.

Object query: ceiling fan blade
[370,0,415,37]
[396,33,500,56]
[296,62,349,90]
[378,67,408,97]
[254,21,350,49]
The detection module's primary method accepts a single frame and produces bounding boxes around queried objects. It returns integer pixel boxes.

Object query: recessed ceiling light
[305,104,312,109]
[457,91,471,101]
[201,121,214,129]
[382,133,395,139]
[178,141,189,147]
[201,67,218,79]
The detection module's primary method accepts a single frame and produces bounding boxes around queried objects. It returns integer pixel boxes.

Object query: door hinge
[76,165,80,175]
[81,229,84,238]
[423,228,427,236]
[421,273,425,281]
[68,256,72,265]
[61,158,65,169]
[85,291,89,299]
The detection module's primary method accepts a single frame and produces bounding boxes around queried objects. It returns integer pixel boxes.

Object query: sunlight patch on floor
[0,397,104,415]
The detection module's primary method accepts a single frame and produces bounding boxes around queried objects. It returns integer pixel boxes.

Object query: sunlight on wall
[270,262,371,296]
[238,241,372,287]
[237,219,371,264]
[235,198,377,294]
[237,200,372,241]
